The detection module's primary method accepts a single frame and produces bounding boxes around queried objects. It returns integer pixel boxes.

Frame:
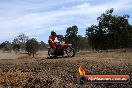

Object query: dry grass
[0,50,132,88]
[0,50,47,60]
[0,72,28,87]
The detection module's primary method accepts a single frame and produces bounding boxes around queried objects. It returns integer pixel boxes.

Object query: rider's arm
[56,35,60,38]
[48,36,54,43]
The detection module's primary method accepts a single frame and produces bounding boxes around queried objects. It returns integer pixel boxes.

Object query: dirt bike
[48,40,75,58]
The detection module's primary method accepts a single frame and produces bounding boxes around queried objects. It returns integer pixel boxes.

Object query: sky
[0,0,132,43]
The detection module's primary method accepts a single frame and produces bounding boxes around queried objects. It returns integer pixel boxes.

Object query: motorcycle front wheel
[65,46,75,57]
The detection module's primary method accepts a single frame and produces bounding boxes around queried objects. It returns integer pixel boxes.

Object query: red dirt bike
[48,40,75,58]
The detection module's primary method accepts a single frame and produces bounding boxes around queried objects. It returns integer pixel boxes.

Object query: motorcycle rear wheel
[48,49,55,57]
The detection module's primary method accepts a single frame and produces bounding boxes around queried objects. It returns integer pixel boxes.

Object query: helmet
[51,31,56,35]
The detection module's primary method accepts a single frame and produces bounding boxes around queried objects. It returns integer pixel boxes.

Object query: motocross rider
[48,31,60,53]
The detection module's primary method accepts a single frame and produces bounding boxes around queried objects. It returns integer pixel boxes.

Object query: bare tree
[12,33,28,51]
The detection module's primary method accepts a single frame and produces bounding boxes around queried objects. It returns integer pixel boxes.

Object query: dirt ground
[0,50,132,88]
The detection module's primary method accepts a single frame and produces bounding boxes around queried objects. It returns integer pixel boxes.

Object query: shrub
[26,38,39,57]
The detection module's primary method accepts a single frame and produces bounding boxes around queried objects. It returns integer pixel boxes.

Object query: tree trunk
[33,50,34,57]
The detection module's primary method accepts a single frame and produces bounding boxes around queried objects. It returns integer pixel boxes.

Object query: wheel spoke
[65,47,75,57]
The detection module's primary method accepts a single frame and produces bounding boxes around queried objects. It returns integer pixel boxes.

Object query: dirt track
[0,50,132,88]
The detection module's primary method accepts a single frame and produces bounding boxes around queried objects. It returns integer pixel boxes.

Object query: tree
[12,33,28,50]
[77,35,90,51]
[86,25,99,49]
[0,41,12,52]
[12,38,19,45]
[13,44,20,53]
[26,38,39,57]
[86,8,132,50]
[17,33,29,43]
[65,25,78,50]
[38,41,47,50]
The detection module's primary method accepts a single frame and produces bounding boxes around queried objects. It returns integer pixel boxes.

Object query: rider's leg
[49,43,56,53]
[53,42,58,52]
